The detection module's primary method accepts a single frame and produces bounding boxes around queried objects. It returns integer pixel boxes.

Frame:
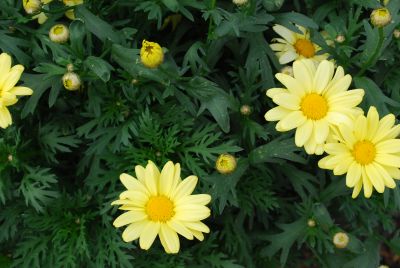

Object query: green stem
[207,0,217,42]
[356,27,384,77]
[309,245,329,268]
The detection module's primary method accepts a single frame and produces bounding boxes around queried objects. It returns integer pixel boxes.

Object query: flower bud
[49,24,70,44]
[233,0,248,6]
[66,63,74,72]
[280,66,293,76]
[307,219,316,227]
[371,8,392,28]
[333,232,349,249]
[378,265,389,268]
[394,29,400,39]
[62,72,81,91]
[335,35,345,43]
[22,0,42,14]
[240,105,251,116]
[7,155,13,162]
[216,154,237,174]
[140,40,164,69]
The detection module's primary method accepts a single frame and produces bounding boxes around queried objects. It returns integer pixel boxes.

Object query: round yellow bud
[22,0,42,14]
[335,35,345,43]
[233,0,248,6]
[131,79,139,85]
[378,265,389,268]
[280,66,293,76]
[140,40,164,69]
[371,8,392,28]
[66,63,74,72]
[333,232,349,249]
[307,219,316,227]
[240,105,252,115]
[394,29,400,39]
[7,155,13,162]
[62,72,81,91]
[49,24,70,44]
[216,154,237,174]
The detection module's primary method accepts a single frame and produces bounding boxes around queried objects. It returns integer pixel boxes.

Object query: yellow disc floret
[352,140,376,165]
[294,39,316,58]
[300,93,329,120]
[146,196,175,222]
[140,40,164,69]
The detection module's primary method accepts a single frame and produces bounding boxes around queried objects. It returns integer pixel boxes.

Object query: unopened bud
[22,0,41,14]
[333,232,349,249]
[216,154,237,174]
[62,72,81,91]
[240,105,252,116]
[66,63,74,72]
[371,8,392,28]
[335,35,345,43]
[394,29,400,39]
[307,219,316,227]
[49,24,70,44]
[232,0,248,6]
[7,155,13,162]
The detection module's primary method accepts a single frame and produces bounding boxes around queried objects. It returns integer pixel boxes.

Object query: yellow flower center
[145,196,175,222]
[300,93,328,120]
[294,39,315,58]
[352,140,376,165]
[145,44,154,54]
[216,154,237,174]
[52,25,65,35]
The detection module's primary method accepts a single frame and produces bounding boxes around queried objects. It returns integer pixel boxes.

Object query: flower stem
[356,27,384,77]
[207,0,217,42]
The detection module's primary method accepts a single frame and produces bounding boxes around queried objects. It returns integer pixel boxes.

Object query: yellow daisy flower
[140,40,164,69]
[111,160,211,253]
[270,24,329,64]
[319,106,400,198]
[264,59,364,155]
[0,53,33,129]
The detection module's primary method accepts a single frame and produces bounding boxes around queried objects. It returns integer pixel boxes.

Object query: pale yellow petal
[159,161,175,196]
[172,175,198,201]
[313,119,329,144]
[275,73,306,97]
[9,86,33,96]
[279,50,298,64]
[293,60,313,92]
[333,155,353,176]
[365,164,385,193]
[176,194,211,206]
[175,206,210,222]
[273,24,296,44]
[372,114,395,143]
[384,166,400,179]
[328,89,364,108]
[122,221,147,242]
[167,219,194,240]
[184,221,210,233]
[353,115,367,140]
[313,60,334,94]
[375,154,400,167]
[374,163,396,188]
[118,190,148,206]
[295,119,313,147]
[2,92,18,106]
[366,106,380,140]
[139,221,160,250]
[190,229,204,241]
[352,179,363,198]
[324,143,348,155]
[119,174,149,195]
[272,93,300,110]
[346,162,361,188]
[264,106,291,122]
[0,107,12,129]
[2,65,24,92]
[266,88,288,98]
[135,165,146,184]
[362,168,373,198]
[0,53,11,87]
[159,224,179,254]
[376,139,400,154]
[113,210,147,227]
[279,111,306,131]
[144,160,160,196]
[325,75,352,98]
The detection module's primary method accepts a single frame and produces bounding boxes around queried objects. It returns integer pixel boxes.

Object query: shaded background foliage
[1,0,400,267]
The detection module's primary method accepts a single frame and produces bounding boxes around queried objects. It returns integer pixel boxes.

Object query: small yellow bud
[307,219,316,227]
[62,72,81,91]
[280,66,293,76]
[131,79,139,84]
[7,155,13,162]
[378,265,389,268]
[63,0,84,20]
[394,29,400,39]
[371,8,392,28]
[233,0,248,6]
[216,154,237,174]
[140,40,164,69]
[49,24,70,44]
[333,232,349,249]
[335,35,345,43]
[75,218,80,224]
[66,64,74,72]
[22,0,42,14]
[240,105,252,116]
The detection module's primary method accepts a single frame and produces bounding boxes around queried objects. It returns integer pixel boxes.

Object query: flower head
[111,160,211,253]
[232,0,248,6]
[333,232,349,249]
[49,24,70,44]
[240,105,251,115]
[270,24,330,64]
[62,72,81,91]
[265,59,364,155]
[0,53,33,129]
[22,0,41,14]
[215,154,237,174]
[319,107,400,198]
[371,7,392,28]
[140,40,164,69]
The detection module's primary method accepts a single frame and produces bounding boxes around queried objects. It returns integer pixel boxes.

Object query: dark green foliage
[1,0,400,267]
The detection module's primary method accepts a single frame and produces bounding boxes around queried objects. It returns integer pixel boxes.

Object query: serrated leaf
[84,56,114,82]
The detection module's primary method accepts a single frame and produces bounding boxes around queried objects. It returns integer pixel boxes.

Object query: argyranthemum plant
[111,160,211,254]
[265,59,364,155]
[0,52,33,129]
[270,24,330,64]
[319,106,400,198]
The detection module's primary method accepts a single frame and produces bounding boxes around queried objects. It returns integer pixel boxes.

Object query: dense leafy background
[1,0,400,267]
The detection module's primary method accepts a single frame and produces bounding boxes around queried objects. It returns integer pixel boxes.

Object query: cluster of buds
[62,64,81,91]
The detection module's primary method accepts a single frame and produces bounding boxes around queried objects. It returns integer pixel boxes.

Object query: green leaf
[199,94,231,133]
[161,0,179,12]
[343,238,380,268]
[75,6,121,43]
[261,218,308,266]
[282,165,318,200]
[69,20,86,56]
[84,56,114,82]
[263,0,285,11]
[274,12,318,31]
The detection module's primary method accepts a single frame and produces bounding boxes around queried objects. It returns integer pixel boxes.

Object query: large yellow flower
[264,59,364,155]
[111,160,211,253]
[270,24,329,64]
[319,107,400,198]
[0,53,33,129]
